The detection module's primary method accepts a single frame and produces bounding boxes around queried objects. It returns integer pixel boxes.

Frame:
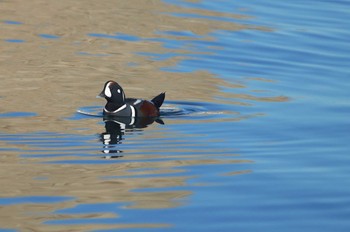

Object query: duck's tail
[151,92,165,109]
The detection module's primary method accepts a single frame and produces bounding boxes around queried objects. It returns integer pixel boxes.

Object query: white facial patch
[117,89,121,94]
[104,82,112,98]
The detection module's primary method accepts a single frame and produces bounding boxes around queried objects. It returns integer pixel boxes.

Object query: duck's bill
[96,92,106,98]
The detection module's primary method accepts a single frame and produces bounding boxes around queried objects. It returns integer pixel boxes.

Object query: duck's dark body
[98,80,165,118]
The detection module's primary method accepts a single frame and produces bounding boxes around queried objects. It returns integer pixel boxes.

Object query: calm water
[1,0,350,231]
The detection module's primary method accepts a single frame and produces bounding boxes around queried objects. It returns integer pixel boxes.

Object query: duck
[97,80,165,118]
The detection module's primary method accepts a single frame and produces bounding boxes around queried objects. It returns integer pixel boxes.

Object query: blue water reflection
[0,112,37,118]
[38,34,61,39]
[4,39,25,43]
[156,30,203,38]
[0,196,74,206]
[88,33,141,42]
[3,20,23,25]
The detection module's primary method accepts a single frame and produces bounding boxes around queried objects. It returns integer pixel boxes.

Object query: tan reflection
[0,0,277,134]
[0,148,251,231]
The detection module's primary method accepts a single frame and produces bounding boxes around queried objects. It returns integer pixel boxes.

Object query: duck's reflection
[99,116,164,159]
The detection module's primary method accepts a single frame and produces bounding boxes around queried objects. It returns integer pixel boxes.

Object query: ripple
[76,106,103,118]
[76,100,234,119]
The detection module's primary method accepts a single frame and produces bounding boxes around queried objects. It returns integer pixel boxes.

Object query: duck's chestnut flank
[98,80,165,117]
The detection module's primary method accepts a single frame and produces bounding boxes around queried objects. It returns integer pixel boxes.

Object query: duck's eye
[117,89,121,94]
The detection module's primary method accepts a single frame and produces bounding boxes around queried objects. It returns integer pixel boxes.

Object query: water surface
[1,0,350,231]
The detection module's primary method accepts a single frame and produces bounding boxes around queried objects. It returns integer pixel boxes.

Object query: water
[1,0,350,231]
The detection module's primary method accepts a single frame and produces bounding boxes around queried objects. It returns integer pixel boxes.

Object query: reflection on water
[100,120,124,157]
[1,98,254,231]
[0,114,251,230]
[100,117,163,158]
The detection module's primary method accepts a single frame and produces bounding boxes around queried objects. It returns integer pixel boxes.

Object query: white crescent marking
[104,82,112,98]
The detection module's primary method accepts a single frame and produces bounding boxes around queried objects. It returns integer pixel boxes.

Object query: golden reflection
[0,0,277,134]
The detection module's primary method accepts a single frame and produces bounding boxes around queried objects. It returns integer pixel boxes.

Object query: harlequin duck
[97,80,165,118]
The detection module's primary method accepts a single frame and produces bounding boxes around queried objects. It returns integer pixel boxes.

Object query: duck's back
[126,98,160,117]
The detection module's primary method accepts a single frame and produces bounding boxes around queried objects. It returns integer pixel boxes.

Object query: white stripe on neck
[104,104,127,113]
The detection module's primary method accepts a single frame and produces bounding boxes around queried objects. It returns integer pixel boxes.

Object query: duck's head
[98,80,126,105]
